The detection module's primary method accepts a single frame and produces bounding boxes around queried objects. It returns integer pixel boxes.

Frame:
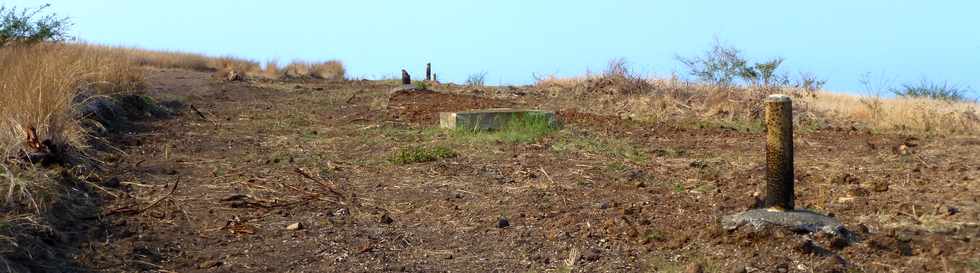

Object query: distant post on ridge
[425,63,432,81]
[401,69,411,85]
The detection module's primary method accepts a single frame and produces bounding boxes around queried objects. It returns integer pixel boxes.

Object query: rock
[871,181,889,192]
[847,186,869,197]
[798,239,816,254]
[720,209,852,240]
[103,177,122,188]
[580,248,601,262]
[380,213,394,224]
[686,263,704,273]
[594,201,610,210]
[198,260,222,269]
[947,206,960,216]
[496,217,510,228]
[286,222,303,230]
[729,264,748,273]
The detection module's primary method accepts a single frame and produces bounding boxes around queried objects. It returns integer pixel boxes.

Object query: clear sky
[9,0,980,94]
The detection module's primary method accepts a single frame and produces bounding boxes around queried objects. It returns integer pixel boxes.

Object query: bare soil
[75,69,978,272]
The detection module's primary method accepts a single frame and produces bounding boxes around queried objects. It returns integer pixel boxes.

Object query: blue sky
[9,0,980,94]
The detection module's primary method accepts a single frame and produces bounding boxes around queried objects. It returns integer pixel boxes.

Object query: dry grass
[282,60,345,80]
[263,60,281,80]
[284,61,311,78]
[0,43,142,206]
[0,43,141,155]
[532,70,980,134]
[310,60,345,81]
[111,47,213,71]
[81,46,346,82]
[801,92,980,134]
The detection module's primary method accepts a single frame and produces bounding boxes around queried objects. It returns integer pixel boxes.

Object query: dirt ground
[73,69,978,272]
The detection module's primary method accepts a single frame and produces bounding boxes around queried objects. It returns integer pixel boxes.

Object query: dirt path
[77,69,978,273]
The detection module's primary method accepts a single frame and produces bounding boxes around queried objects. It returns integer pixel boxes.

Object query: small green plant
[0,4,71,47]
[966,259,980,272]
[465,71,487,86]
[551,131,647,163]
[389,146,457,165]
[452,113,557,144]
[673,183,685,193]
[891,79,973,102]
[414,81,429,90]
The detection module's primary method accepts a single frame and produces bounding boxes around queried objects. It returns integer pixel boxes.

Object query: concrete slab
[439,109,557,130]
[721,209,855,241]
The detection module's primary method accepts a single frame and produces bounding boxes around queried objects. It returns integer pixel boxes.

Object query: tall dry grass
[0,43,142,206]
[310,60,345,80]
[282,60,346,80]
[801,92,980,134]
[533,71,980,134]
[77,46,346,81]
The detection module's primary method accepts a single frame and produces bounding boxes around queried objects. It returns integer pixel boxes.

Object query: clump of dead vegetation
[531,41,979,135]
[89,47,346,82]
[0,5,150,271]
[281,60,346,80]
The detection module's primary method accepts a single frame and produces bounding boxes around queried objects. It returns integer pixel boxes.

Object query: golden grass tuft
[283,61,311,78]
[280,60,346,80]
[263,60,281,79]
[801,92,980,134]
[533,73,980,134]
[310,60,345,81]
[0,44,141,156]
[0,43,143,206]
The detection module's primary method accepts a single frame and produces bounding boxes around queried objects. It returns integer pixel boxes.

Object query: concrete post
[426,63,432,81]
[765,94,794,211]
[401,69,411,85]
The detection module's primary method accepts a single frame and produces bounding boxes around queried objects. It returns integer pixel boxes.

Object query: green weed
[552,131,648,163]
[452,113,557,144]
[389,146,457,165]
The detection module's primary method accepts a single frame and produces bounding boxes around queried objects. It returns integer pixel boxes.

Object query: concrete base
[721,209,852,239]
[439,109,557,131]
[391,84,423,93]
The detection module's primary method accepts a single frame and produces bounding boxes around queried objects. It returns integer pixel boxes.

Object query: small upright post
[433,73,438,83]
[721,94,848,238]
[401,69,411,85]
[765,94,794,211]
[425,63,432,81]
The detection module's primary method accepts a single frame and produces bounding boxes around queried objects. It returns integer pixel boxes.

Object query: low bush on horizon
[531,39,978,135]
[0,4,71,47]
[892,79,974,102]
[465,71,487,87]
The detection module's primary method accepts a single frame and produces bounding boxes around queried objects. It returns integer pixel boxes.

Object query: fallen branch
[294,168,345,198]
[102,176,181,217]
[137,176,181,214]
[189,104,211,121]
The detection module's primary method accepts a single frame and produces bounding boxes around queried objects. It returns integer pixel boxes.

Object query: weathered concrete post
[764,94,794,211]
[401,69,411,85]
[425,63,432,81]
[433,73,438,83]
[720,94,849,239]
